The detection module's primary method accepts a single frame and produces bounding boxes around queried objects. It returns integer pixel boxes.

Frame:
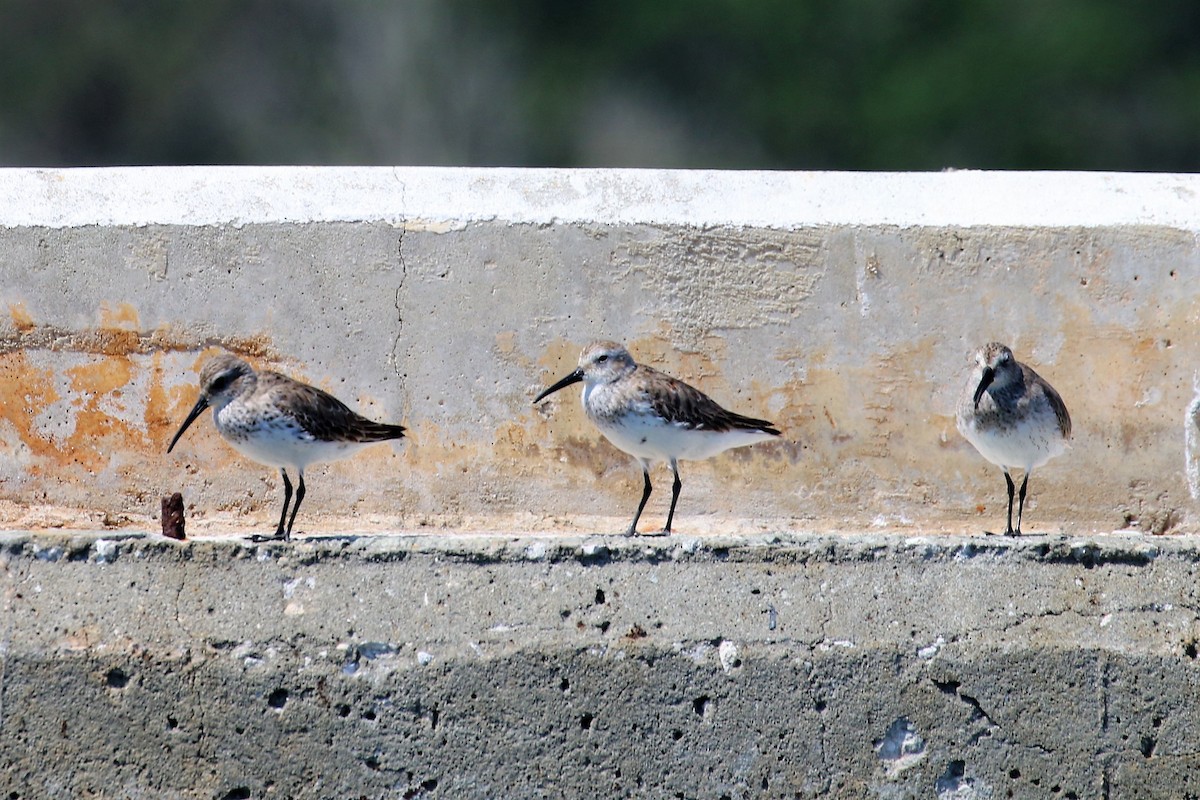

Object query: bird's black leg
[627,465,652,536]
[1003,470,1016,537]
[252,469,294,543]
[1014,472,1029,536]
[662,460,682,534]
[275,469,293,539]
[284,471,306,542]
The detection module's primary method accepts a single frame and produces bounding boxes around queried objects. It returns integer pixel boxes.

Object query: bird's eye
[210,372,236,393]
[597,354,609,363]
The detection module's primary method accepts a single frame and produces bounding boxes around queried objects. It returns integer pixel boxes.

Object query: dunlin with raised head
[956,342,1071,536]
[534,341,781,536]
[168,354,406,541]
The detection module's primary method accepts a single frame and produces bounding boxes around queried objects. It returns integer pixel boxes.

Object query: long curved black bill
[534,369,584,404]
[972,366,995,409]
[167,396,210,453]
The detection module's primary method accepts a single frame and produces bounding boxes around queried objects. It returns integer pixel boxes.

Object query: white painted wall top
[1,167,1198,230]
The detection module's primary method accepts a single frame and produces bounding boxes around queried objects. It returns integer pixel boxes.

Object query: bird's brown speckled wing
[640,366,781,435]
[259,372,406,443]
[1022,363,1071,439]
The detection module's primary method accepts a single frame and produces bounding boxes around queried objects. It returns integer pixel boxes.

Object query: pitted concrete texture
[1,169,1199,537]
[0,529,1198,798]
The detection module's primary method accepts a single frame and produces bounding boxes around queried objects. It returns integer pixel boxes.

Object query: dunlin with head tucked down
[956,342,1071,536]
[168,353,406,541]
[535,341,781,536]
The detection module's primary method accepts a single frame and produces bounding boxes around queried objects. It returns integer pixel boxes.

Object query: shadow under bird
[534,341,781,536]
[167,353,406,541]
[956,342,1071,536]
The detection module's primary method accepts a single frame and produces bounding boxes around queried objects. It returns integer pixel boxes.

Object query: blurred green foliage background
[1,0,1197,169]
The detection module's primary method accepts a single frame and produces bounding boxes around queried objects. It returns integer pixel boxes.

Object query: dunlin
[534,341,781,536]
[956,342,1071,536]
[168,353,405,541]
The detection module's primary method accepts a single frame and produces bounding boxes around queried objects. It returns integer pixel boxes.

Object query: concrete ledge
[2,167,1200,228]
[1,529,1198,797]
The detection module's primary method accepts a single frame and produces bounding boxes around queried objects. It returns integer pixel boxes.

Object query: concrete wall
[1,530,1198,798]
[2,169,1200,797]
[2,168,1199,536]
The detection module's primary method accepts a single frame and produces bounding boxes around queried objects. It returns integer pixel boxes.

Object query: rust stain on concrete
[0,304,281,494]
[89,301,142,355]
[0,351,61,476]
[63,356,138,472]
[2,300,279,362]
[491,419,545,474]
[494,331,517,354]
[146,352,187,444]
[0,351,152,475]
[8,303,34,333]
[98,302,140,330]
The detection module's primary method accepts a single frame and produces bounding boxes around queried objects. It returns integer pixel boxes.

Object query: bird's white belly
[598,415,774,462]
[228,433,363,471]
[215,410,365,471]
[959,418,1067,472]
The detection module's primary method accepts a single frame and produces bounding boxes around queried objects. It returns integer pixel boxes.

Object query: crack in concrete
[1100,652,1110,734]
[814,579,834,647]
[389,232,409,384]
[940,595,1200,649]
[1019,741,1054,757]
[807,660,832,787]
[932,677,1001,747]
[172,550,193,643]
[1098,652,1115,798]
[388,175,409,386]
[995,606,1069,636]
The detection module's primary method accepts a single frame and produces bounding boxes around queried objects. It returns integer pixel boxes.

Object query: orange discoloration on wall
[144,352,185,444]
[0,352,62,477]
[66,356,134,398]
[533,337,581,375]
[8,303,34,333]
[629,325,727,384]
[3,351,145,475]
[0,312,284,506]
[91,303,143,355]
[494,331,517,354]
[99,302,140,330]
[62,357,140,472]
[491,419,545,474]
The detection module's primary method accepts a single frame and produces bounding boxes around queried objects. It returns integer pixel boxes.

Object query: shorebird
[956,342,1071,536]
[168,353,405,541]
[534,341,781,536]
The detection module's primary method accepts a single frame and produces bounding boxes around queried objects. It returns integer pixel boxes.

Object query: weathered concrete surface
[2,167,1200,794]
[1,529,1199,798]
[1,168,1199,537]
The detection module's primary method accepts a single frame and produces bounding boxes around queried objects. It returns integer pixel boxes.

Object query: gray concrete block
[0,531,1196,796]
